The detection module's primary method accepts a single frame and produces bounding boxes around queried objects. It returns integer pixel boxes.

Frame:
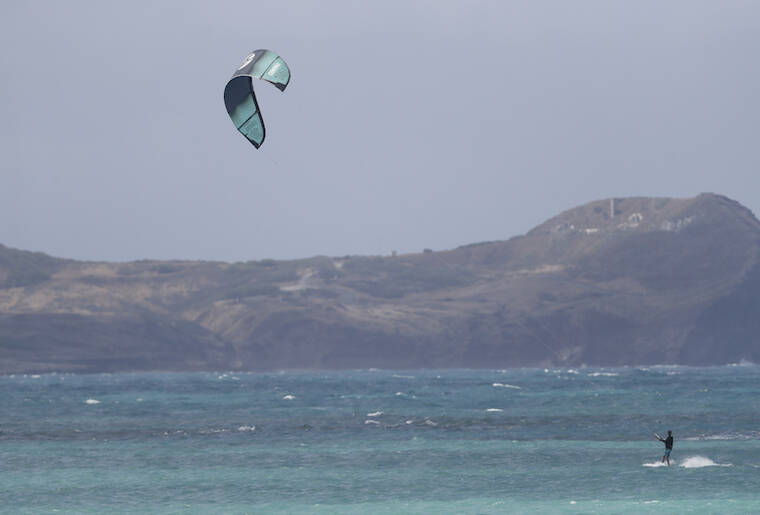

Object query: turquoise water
[2,366,760,513]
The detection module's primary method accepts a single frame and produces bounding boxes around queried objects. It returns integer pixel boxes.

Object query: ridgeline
[2,193,759,373]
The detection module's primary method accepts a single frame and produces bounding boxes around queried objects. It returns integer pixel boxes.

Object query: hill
[2,193,759,373]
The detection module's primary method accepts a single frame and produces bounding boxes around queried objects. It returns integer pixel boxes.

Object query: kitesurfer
[656,430,674,465]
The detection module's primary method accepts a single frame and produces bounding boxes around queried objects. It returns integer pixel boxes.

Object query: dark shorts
[664,448,672,457]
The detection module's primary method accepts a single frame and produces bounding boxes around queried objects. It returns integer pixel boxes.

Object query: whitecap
[588,372,619,377]
[727,359,757,367]
[85,399,101,405]
[395,392,405,397]
[364,420,381,425]
[282,394,295,400]
[492,383,521,389]
[367,411,383,417]
[392,374,415,379]
[642,461,669,467]
[684,432,759,441]
[486,408,503,412]
[237,425,256,432]
[424,419,438,426]
[405,420,414,424]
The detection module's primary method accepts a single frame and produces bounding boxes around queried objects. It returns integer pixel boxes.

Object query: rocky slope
[2,193,759,373]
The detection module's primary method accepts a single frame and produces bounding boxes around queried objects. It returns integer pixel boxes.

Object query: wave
[492,383,521,389]
[635,365,684,375]
[200,428,228,434]
[587,372,619,377]
[727,359,757,367]
[486,408,503,412]
[282,394,295,400]
[366,411,383,417]
[684,432,760,441]
[237,425,256,432]
[84,399,101,405]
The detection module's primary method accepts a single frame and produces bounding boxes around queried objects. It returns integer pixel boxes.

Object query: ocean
[1,365,759,514]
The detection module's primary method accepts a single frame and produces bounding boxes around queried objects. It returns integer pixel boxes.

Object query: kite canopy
[224,49,291,148]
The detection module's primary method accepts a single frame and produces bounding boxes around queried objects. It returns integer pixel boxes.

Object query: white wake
[642,455,732,468]
[679,456,732,468]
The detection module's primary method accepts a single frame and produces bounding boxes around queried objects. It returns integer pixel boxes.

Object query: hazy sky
[1,1,759,262]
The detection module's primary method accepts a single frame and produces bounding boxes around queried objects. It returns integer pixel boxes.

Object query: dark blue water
[2,366,759,513]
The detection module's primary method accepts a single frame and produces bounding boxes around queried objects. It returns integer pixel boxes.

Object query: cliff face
[2,193,759,373]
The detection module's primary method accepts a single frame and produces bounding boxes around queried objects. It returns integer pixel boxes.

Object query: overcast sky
[1,1,758,262]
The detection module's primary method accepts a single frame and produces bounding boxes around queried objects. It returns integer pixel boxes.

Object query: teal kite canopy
[224,49,291,148]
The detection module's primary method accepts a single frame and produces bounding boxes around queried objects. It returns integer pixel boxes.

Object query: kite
[224,49,291,148]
